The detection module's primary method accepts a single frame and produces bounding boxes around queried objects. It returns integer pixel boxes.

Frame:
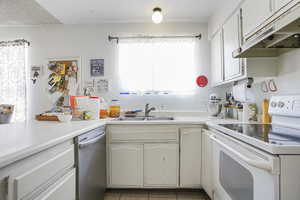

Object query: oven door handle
[211,135,273,172]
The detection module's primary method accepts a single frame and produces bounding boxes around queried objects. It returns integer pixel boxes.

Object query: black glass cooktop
[219,124,300,145]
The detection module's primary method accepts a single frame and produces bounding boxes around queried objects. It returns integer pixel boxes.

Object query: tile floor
[104,189,211,200]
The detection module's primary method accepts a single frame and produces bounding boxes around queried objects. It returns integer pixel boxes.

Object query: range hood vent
[234,2,300,58]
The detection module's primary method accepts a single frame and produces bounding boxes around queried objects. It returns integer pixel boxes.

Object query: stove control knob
[271,101,277,108]
[278,101,285,108]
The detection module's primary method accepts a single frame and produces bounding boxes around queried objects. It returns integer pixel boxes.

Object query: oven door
[211,133,280,200]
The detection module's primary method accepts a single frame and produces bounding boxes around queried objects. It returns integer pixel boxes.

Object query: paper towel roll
[233,83,255,103]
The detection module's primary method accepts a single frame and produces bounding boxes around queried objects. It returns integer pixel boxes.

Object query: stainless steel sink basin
[116,117,146,121]
[115,116,174,121]
[146,117,174,121]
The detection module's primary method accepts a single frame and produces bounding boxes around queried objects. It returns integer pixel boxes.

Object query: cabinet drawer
[10,146,74,200]
[108,125,179,143]
[34,169,76,200]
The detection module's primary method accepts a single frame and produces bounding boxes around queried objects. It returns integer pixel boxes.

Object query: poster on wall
[47,57,80,106]
[90,59,104,77]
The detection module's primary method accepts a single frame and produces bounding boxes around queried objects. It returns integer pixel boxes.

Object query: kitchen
[0,0,300,200]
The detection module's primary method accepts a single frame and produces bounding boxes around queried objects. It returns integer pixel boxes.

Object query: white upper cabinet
[211,30,224,86]
[242,0,274,39]
[223,10,244,81]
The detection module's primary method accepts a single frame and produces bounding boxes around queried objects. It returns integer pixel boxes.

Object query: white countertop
[0,116,237,169]
[0,120,106,169]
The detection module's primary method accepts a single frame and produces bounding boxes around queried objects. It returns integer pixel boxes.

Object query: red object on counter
[196,75,208,87]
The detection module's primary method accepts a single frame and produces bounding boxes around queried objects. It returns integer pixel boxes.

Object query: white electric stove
[213,95,300,154]
[210,95,300,200]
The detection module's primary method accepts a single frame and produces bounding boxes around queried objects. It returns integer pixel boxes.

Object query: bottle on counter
[109,99,121,118]
[99,97,109,119]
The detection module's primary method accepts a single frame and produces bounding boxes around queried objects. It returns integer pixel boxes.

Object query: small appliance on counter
[208,94,222,117]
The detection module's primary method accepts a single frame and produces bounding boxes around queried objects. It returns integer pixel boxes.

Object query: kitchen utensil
[261,79,278,93]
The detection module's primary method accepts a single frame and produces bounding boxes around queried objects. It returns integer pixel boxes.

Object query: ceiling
[0,0,60,25]
[0,0,238,25]
[35,0,232,24]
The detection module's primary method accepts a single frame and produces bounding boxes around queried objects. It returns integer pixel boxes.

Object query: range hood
[233,2,300,58]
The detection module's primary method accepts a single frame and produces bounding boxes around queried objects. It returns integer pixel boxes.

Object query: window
[118,38,197,94]
[0,40,28,122]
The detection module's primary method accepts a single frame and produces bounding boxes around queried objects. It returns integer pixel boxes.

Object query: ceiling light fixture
[152,7,163,24]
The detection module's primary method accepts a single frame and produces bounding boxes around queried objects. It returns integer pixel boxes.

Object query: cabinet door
[180,128,202,188]
[144,144,178,187]
[211,30,224,86]
[223,11,244,81]
[274,0,293,11]
[242,0,273,39]
[202,130,214,199]
[109,144,143,187]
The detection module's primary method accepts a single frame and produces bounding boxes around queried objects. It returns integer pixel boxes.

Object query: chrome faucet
[145,103,156,117]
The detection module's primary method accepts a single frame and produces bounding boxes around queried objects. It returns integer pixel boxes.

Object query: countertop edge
[0,118,232,169]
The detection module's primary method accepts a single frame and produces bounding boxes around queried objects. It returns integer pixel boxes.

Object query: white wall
[250,49,300,111]
[0,23,215,118]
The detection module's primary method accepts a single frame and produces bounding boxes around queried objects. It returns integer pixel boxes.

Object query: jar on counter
[109,99,121,118]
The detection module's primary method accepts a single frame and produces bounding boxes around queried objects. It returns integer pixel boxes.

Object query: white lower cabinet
[144,144,179,187]
[109,144,143,187]
[0,140,75,200]
[180,128,202,188]
[107,125,205,189]
[201,130,214,199]
[34,169,76,200]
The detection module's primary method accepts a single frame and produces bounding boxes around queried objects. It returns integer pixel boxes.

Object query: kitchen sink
[146,116,174,121]
[115,116,174,121]
[116,117,146,121]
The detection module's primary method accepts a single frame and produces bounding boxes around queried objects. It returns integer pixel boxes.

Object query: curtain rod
[0,39,30,47]
[108,34,202,43]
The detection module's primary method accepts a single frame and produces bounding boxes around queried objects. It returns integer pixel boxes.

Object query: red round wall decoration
[196,75,208,87]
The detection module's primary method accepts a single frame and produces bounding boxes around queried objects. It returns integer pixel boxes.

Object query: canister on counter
[109,99,121,118]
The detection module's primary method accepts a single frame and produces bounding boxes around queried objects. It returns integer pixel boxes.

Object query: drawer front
[108,125,179,143]
[34,169,76,200]
[12,146,74,200]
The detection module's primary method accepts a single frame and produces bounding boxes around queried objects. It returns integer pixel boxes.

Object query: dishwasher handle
[79,133,105,149]
[210,135,274,173]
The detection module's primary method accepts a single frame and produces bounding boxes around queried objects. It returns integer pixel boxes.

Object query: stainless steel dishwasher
[75,126,106,200]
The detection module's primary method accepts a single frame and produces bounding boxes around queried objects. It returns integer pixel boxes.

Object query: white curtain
[118,38,197,94]
[0,44,27,122]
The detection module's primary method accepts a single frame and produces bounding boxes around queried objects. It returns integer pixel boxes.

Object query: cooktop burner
[219,124,300,145]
